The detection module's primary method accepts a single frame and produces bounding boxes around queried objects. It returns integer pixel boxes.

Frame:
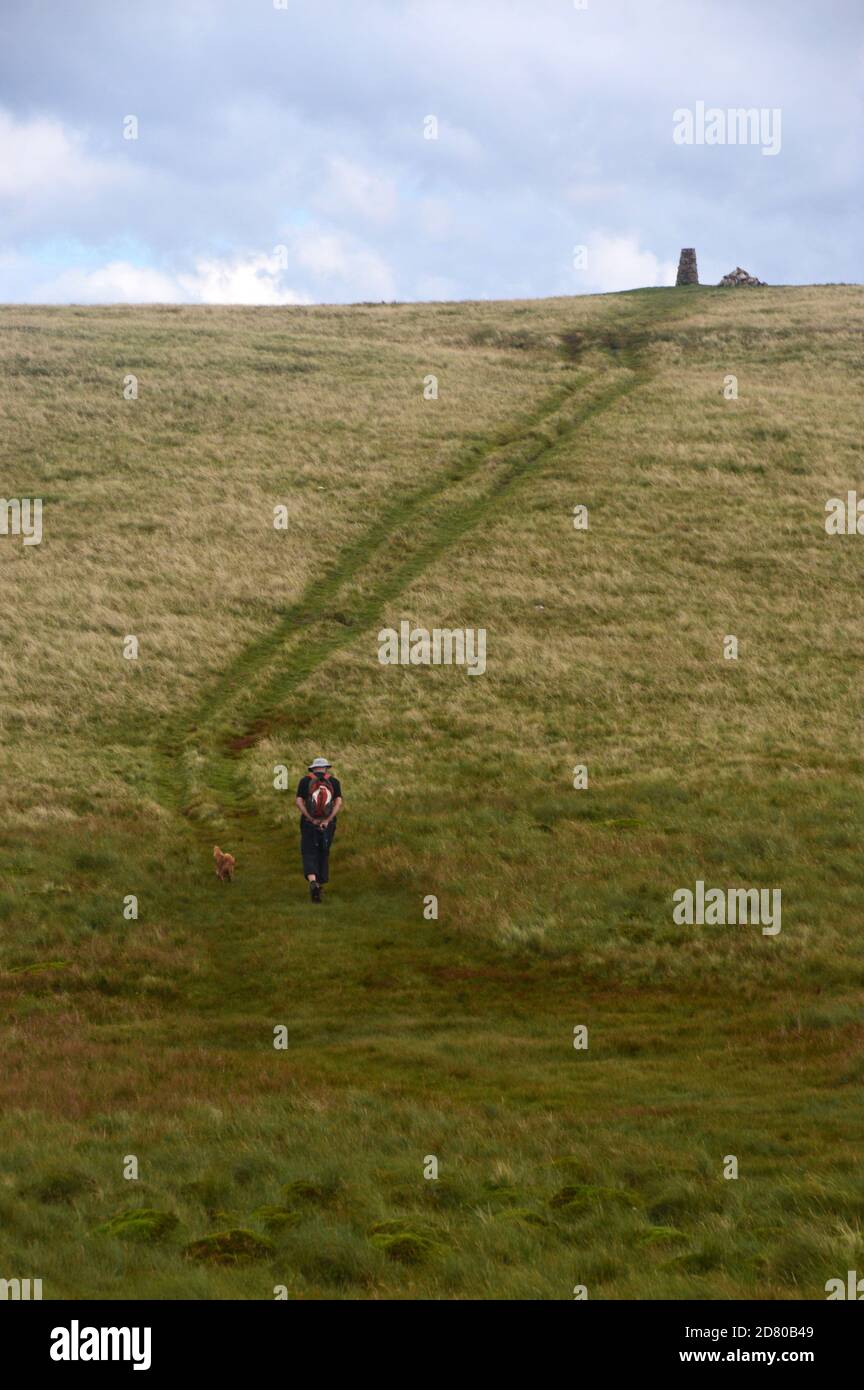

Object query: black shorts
[300,819,336,883]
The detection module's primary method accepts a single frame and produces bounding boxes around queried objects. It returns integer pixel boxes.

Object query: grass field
[1,283,863,1299]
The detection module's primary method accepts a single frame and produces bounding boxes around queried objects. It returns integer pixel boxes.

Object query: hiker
[295,757,343,902]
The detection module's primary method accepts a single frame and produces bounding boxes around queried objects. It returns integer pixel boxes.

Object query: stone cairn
[675,248,699,285]
[718,266,766,286]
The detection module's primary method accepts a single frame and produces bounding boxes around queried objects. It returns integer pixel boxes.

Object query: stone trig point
[676,248,699,285]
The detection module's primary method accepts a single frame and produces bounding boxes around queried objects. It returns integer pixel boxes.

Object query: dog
[213,845,236,882]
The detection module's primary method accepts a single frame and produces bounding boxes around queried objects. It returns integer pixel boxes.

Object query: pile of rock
[718,267,766,287]
[676,248,699,285]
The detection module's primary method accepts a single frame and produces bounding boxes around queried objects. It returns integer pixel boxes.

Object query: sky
[0,0,861,304]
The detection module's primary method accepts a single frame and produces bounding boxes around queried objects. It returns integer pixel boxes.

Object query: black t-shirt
[297,775,342,824]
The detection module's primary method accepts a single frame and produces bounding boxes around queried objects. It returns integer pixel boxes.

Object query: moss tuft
[251,1205,303,1232]
[549,1184,640,1214]
[368,1220,444,1264]
[95,1208,179,1244]
[25,1170,97,1205]
[183,1228,274,1265]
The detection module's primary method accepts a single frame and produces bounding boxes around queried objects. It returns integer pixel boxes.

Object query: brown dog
[213,846,236,882]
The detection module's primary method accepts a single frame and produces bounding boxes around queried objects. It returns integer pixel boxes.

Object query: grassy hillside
[1,284,863,1299]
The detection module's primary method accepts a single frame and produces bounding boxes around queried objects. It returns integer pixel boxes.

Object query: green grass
[1,285,863,1298]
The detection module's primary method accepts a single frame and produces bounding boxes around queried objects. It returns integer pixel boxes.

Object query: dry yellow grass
[2,285,864,1301]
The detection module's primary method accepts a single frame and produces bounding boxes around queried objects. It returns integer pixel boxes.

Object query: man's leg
[317,822,335,886]
[301,822,321,900]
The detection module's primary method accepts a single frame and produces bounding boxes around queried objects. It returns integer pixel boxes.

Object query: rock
[718,266,766,286]
[676,248,699,285]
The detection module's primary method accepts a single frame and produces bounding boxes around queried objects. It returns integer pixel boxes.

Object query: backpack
[306,775,334,821]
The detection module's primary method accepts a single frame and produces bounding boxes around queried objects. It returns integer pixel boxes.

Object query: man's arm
[321,795,343,828]
[296,796,317,822]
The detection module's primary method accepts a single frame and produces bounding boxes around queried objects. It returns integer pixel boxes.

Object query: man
[295,757,343,902]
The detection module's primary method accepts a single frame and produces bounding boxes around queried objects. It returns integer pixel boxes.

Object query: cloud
[293,229,397,300]
[418,197,454,240]
[0,109,124,199]
[579,234,677,294]
[33,260,181,304]
[25,253,313,305]
[0,1,859,301]
[317,156,398,225]
[178,253,311,305]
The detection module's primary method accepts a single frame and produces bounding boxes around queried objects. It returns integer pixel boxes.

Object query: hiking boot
[309,881,321,903]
